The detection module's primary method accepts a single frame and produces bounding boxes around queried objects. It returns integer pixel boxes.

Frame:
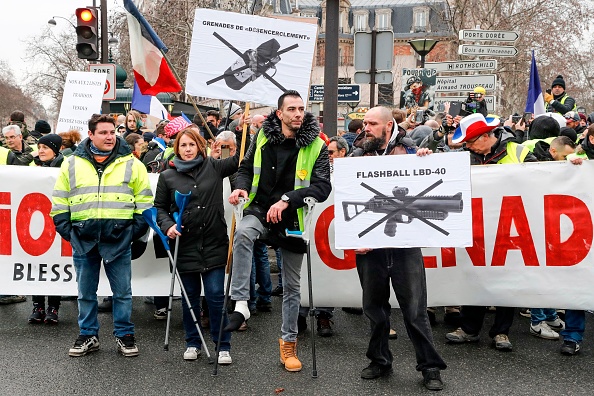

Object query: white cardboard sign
[333,152,472,249]
[55,71,107,134]
[186,8,318,106]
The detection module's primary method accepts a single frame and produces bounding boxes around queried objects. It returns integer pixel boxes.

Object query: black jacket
[467,128,538,165]
[234,110,331,253]
[532,140,554,161]
[154,154,239,273]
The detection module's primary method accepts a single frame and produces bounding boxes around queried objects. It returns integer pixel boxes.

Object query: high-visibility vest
[546,94,577,113]
[51,154,153,221]
[523,137,556,152]
[0,147,9,165]
[497,142,531,164]
[246,130,325,231]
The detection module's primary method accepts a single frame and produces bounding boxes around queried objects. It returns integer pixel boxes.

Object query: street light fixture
[48,16,76,29]
[408,38,439,68]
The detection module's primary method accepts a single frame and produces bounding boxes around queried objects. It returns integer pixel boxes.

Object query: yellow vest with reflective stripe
[246,130,325,231]
[546,94,577,113]
[0,147,9,165]
[523,137,555,152]
[51,154,153,221]
[497,142,531,164]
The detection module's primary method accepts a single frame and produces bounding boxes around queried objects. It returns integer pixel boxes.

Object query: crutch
[213,197,249,376]
[142,200,213,362]
[285,197,318,378]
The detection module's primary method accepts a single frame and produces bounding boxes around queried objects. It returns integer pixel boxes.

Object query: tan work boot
[278,338,302,372]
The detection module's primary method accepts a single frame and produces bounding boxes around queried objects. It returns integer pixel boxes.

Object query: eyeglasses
[465,135,482,145]
[4,135,19,140]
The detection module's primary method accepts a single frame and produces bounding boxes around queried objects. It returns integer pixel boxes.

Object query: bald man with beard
[349,106,446,390]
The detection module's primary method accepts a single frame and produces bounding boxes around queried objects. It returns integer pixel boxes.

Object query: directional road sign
[458,45,518,57]
[309,84,361,103]
[425,60,498,73]
[433,96,496,112]
[435,74,497,93]
[89,64,116,101]
[459,30,519,42]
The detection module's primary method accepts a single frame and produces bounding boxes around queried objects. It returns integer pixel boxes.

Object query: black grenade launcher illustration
[342,180,463,238]
[206,32,298,91]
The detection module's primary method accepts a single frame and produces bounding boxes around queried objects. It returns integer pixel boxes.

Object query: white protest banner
[55,71,107,134]
[333,152,472,249]
[3,162,594,310]
[186,8,318,106]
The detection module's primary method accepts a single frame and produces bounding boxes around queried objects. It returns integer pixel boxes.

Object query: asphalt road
[1,285,593,396]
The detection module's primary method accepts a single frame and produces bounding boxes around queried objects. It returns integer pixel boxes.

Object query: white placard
[55,71,107,134]
[186,8,318,106]
[333,152,472,249]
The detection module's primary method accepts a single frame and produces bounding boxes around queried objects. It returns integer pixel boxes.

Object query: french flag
[124,0,181,95]
[131,81,170,120]
[525,50,545,116]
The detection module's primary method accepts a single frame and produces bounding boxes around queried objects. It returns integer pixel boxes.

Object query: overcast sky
[0,0,121,83]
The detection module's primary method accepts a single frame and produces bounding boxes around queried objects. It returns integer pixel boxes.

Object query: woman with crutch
[154,126,238,364]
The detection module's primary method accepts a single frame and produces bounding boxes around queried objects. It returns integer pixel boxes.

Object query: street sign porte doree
[459,30,519,42]
[458,45,518,57]
[425,60,498,73]
[309,84,361,103]
[435,74,497,92]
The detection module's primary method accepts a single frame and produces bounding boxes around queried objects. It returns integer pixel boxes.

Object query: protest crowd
[2,2,594,393]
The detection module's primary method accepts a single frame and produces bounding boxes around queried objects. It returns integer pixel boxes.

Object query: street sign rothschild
[425,60,498,73]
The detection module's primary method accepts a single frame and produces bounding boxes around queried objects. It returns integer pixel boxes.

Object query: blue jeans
[231,215,304,342]
[249,240,272,309]
[530,308,558,325]
[72,246,134,338]
[179,268,230,352]
[275,249,283,288]
[560,310,585,343]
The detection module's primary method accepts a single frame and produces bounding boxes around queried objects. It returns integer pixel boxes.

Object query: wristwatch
[281,194,290,203]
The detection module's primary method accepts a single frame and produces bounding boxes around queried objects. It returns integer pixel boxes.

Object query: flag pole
[159,50,217,141]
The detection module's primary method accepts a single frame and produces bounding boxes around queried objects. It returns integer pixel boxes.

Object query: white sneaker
[183,347,201,360]
[218,350,232,365]
[546,317,565,331]
[530,322,559,340]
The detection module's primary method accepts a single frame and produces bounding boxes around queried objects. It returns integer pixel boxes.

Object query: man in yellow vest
[0,145,17,165]
[51,114,153,358]
[227,90,331,372]
[544,75,577,115]
[446,113,536,351]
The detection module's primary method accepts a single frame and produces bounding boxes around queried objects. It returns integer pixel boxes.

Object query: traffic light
[75,7,99,60]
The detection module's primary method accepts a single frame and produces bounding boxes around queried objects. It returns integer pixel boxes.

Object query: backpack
[146,149,175,173]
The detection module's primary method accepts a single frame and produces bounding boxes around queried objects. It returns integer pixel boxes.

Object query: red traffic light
[79,9,94,22]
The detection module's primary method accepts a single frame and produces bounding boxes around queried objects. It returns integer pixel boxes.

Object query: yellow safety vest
[546,94,577,113]
[246,130,325,231]
[523,137,556,152]
[51,154,153,221]
[497,142,531,164]
[0,147,9,165]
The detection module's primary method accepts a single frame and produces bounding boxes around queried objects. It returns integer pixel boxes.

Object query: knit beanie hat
[551,75,565,89]
[38,134,63,157]
[34,120,52,135]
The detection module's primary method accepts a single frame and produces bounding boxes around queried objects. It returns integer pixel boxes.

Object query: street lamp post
[408,38,439,68]
[48,16,76,29]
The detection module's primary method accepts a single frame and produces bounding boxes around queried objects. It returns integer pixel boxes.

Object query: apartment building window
[354,11,369,32]
[413,7,429,32]
[376,9,392,31]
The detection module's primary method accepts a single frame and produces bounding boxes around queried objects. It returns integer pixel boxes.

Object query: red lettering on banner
[315,205,356,270]
[544,195,593,266]
[16,193,55,256]
[0,192,11,255]
[61,239,72,257]
[467,198,486,266]
[492,196,539,266]
[423,256,437,268]
[440,248,456,267]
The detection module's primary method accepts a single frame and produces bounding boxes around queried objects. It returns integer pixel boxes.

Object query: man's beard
[282,118,301,134]
[362,127,387,152]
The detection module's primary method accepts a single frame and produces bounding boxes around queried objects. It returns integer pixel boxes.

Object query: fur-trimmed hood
[261,109,320,148]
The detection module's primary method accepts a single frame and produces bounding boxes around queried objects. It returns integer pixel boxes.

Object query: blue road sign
[309,84,361,103]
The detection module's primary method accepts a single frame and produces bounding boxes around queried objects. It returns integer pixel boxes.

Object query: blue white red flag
[124,0,181,95]
[525,50,545,116]
[131,81,170,120]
